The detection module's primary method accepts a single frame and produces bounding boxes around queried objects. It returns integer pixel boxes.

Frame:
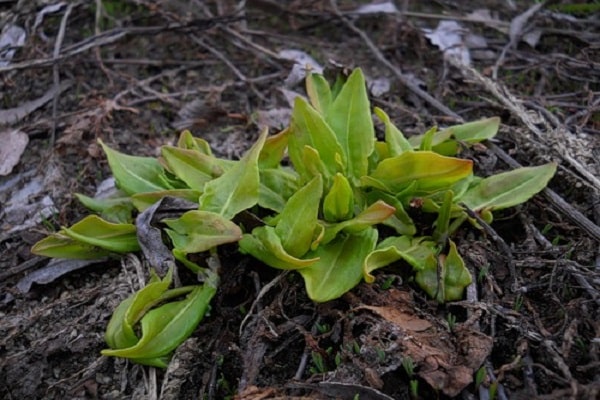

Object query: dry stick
[0,80,72,126]
[492,1,545,80]
[94,0,114,84]
[51,2,74,145]
[329,0,460,120]
[447,57,600,192]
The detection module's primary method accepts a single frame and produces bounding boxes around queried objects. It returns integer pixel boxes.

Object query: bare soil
[1,1,599,399]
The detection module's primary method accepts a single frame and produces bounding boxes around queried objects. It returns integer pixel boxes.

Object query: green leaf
[415,240,472,302]
[433,191,453,243]
[75,193,134,223]
[163,210,242,253]
[104,296,138,350]
[323,173,354,222]
[177,130,213,155]
[365,190,416,235]
[301,145,329,182]
[374,107,412,156]
[239,226,319,270]
[326,68,374,180]
[299,229,378,302]
[161,146,223,190]
[258,168,299,213]
[419,126,438,151]
[321,200,395,244]
[288,97,345,180]
[408,127,452,149]
[259,128,289,169]
[460,163,556,212]
[60,215,140,253]
[32,215,139,257]
[99,139,170,195]
[363,237,437,283]
[105,269,172,352]
[365,151,473,195]
[275,175,323,258]
[198,128,267,219]
[31,233,112,259]
[102,281,216,365]
[442,117,500,143]
[306,73,332,116]
[130,189,202,211]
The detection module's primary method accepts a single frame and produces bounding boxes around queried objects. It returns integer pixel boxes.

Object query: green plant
[446,312,457,331]
[31,68,556,367]
[310,351,327,374]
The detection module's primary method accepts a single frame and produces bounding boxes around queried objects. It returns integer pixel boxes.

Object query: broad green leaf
[363,237,437,283]
[442,117,500,143]
[163,210,243,253]
[99,139,170,195]
[275,175,322,258]
[31,233,112,259]
[460,163,556,212]
[299,229,378,302]
[415,240,471,302]
[239,226,319,270]
[177,130,213,155]
[288,97,345,180]
[75,193,134,223]
[258,168,299,213]
[321,200,395,244]
[198,128,267,219]
[306,73,332,116]
[259,128,289,169]
[31,215,140,258]
[131,189,202,211]
[102,281,216,364]
[326,68,374,180]
[161,146,224,190]
[374,107,412,156]
[366,151,473,195]
[323,173,354,222]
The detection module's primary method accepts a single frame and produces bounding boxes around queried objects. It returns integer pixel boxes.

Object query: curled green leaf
[163,210,243,254]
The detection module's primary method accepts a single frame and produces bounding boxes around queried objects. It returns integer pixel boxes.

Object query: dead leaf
[0,129,28,176]
[359,305,433,332]
[278,49,323,87]
[255,108,292,130]
[16,258,107,293]
[0,24,26,67]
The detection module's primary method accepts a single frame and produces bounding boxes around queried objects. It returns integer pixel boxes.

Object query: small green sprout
[310,351,327,374]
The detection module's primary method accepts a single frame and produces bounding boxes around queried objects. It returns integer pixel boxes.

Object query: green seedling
[310,351,327,374]
[32,68,556,367]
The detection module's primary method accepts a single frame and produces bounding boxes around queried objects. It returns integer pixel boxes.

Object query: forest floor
[1,1,599,399]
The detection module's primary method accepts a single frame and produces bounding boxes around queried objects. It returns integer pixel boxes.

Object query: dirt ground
[1,1,599,399]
